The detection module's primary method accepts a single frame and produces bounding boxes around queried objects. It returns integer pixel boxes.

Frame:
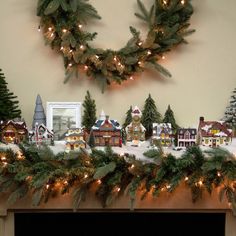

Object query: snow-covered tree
[32,94,46,129]
[141,94,162,138]
[224,88,236,131]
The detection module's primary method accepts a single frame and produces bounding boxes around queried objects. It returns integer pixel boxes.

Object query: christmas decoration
[65,128,86,152]
[32,94,46,129]
[91,112,122,147]
[88,130,95,148]
[126,106,146,146]
[123,106,133,129]
[36,0,194,91]
[82,91,97,131]
[141,94,162,138]
[152,123,173,147]
[29,123,54,146]
[0,120,28,144]
[224,88,236,135]
[197,117,232,147]
[163,105,179,133]
[0,69,21,121]
[177,128,197,147]
[1,144,236,215]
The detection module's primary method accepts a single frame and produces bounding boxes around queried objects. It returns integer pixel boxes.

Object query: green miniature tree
[224,88,236,135]
[141,94,162,138]
[0,69,21,121]
[123,106,132,128]
[82,91,97,131]
[88,130,95,148]
[163,105,179,133]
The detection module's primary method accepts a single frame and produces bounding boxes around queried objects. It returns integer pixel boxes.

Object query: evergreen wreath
[37,0,195,91]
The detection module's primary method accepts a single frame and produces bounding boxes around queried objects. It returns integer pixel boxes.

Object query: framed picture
[46,102,81,140]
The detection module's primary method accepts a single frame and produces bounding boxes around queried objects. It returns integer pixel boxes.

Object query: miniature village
[0,92,236,160]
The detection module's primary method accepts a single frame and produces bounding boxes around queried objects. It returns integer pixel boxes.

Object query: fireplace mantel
[0,184,236,236]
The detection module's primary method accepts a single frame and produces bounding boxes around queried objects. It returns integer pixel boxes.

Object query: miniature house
[126,106,146,146]
[198,117,232,147]
[29,123,54,145]
[152,123,172,147]
[177,128,197,147]
[91,111,122,147]
[0,120,28,144]
[65,128,86,152]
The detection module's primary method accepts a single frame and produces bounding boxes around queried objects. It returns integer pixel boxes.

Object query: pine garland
[37,0,195,91]
[1,144,236,215]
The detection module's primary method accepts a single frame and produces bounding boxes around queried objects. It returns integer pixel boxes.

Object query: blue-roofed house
[91,112,122,147]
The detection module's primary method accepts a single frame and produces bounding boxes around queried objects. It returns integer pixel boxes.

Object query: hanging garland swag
[37,0,194,91]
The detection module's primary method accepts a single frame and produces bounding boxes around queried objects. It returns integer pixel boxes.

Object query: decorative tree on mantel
[163,105,179,134]
[82,91,97,132]
[32,94,46,129]
[141,94,162,138]
[0,69,21,121]
[224,88,236,135]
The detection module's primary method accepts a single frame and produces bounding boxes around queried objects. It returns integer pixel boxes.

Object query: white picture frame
[46,102,81,140]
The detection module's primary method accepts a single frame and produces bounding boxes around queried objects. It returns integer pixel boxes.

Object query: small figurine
[198,117,232,147]
[29,122,54,146]
[152,123,172,147]
[0,120,28,144]
[126,106,146,146]
[65,128,86,152]
[91,111,122,147]
[177,128,197,147]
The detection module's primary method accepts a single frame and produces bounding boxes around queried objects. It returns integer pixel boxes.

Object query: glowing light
[129,76,134,80]
[84,65,88,70]
[60,46,64,51]
[78,24,83,29]
[184,177,189,181]
[163,0,168,5]
[130,164,135,169]
[69,49,73,53]
[68,63,72,67]
[97,180,102,185]
[38,26,41,32]
[63,180,68,185]
[2,162,7,167]
[115,187,121,192]
[1,156,6,161]
[161,187,165,192]
[217,172,221,177]
[50,33,54,38]
[181,0,185,5]
[119,153,124,156]
[46,184,50,189]
[113,56,117,62]
[138,41,143,46]
[138,61,142,65]
[84,174,88,179]
[147,50,152,55]
[80,45,84,50]
[62,29,67,33]
[95,55,99,59]
[161,55,165,60]
[166,185,171,189]
[198,180,203,186]
[48,27,53,31]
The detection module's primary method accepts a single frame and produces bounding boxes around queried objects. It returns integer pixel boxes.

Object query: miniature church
[126,106,146,146]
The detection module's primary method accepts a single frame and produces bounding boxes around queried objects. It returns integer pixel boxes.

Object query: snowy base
[1,138,236,162]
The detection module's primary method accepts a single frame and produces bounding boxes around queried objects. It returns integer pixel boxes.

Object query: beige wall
[0,0,236,128]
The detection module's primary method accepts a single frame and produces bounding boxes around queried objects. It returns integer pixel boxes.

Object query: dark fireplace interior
[15,212,225,236]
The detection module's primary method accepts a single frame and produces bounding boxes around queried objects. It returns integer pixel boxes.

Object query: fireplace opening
[15,212,225,236]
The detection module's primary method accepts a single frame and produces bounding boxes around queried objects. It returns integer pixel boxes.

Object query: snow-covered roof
[92,117,121,131]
